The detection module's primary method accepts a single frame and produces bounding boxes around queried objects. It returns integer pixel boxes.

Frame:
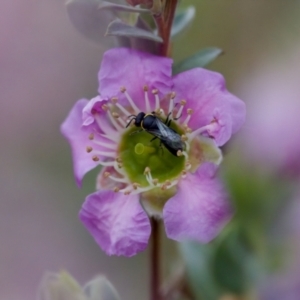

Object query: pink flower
[61,48,245,256]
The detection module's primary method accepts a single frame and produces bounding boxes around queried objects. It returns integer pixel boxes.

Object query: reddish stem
[150,218,161,300]
[154,0,178,56]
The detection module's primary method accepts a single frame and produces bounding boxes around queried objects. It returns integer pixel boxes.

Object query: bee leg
[159,141,164,156]
[150,136,158,142]
[129,129,144,135]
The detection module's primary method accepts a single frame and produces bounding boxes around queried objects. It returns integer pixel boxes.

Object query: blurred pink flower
[240,61,300,177]
[61,48,245,256]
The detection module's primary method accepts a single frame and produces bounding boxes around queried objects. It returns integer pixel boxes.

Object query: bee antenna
[126,117,136,128]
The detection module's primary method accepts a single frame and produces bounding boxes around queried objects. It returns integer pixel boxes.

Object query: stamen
[116,157,122,163]
[92,155,99,162]
[100,133,119,143]
[88,133,94,140]
[185,161,192,170]
[144,167,151,175]
[86,146,93,153]
[144,85,151,112]
[152,89,160,111]
[120,86,139,113]
[176,150,188,160]
[91,139,116,150]
[132,182,140,190]
[152,178,159,186]
[181,134,188,142]
[111,111,127,127]
[97,160,115,167]
[95,115,119,141]
[117,117,127,127]
[107,109,123,132]
[101,104,108,111]
[119,187,132,195]
[168,92,176,114]
[111,97,132,117]
[176,100,186,119]
[184,141,190,152]
[183,108,193,125]
[188,124,212,141]
[92,150,116,158]
[181,170,187,178]
[108,175,129,183]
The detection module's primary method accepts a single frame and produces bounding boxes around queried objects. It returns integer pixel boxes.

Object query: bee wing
[148,118,182,143]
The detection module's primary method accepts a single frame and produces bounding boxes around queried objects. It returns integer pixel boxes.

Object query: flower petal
[163,163,232,243]
[79,190,151,256]
[98,47,173,110]
[173,68,245,146]
[60,99,111,186]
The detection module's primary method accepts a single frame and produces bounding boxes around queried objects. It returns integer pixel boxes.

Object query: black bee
[126,111,185,156]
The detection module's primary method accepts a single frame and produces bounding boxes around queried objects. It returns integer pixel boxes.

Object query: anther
[92,155,99,162]
[124,190,131,195]
[86,146,93,153]
[117,163,123,168]
[120,86,126,93]
[177,150,183,157]
[170,91,176,99]
[185,161,192,170]
[116,157,122,163]
[181,135,188,142]
[112,112,119,118]
[182,170,187,177]
[104,172,111,178]
[183,108,193,125]
[144,85,151,112]
[111,97,118,104]
[144,167,151,175]
[89,133,94,140]
[132,182,140,190]
[165,180,171,186]
[152,89,158,95]
[152,179,159,185]
[101,104,108,111]
[180,100,186,106]
[113,187,120,192]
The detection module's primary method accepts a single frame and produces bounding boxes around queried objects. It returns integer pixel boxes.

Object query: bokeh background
[1,0,300,299]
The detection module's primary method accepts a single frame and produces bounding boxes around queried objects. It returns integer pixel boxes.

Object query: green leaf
[106,19,163,42]
[171,6,195,37]
[173,47,223,74]
[83,276,121,300]
[130,16,160,54]
[99,1,151,13]
[180,242,221,300]
[66,0,114,43]
[212,229,256,294]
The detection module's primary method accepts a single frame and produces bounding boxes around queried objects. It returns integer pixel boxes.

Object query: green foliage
[171,6,196,38]
[106,19,162,42]
[173,48,223,74]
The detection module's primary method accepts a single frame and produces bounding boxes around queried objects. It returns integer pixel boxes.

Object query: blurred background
[1,0,300,299]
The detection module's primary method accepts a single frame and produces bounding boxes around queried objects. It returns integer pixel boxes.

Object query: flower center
[119,119,186,187]
[85,85,222,199]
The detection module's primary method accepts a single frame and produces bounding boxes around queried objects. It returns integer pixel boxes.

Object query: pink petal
[163,164,233,243]
[173,68,246,146]
[98,47,173,110]
[60,99,108,186]
[79,190,151,256]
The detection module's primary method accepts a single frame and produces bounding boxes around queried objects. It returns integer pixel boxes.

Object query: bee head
[126,112,146,128]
